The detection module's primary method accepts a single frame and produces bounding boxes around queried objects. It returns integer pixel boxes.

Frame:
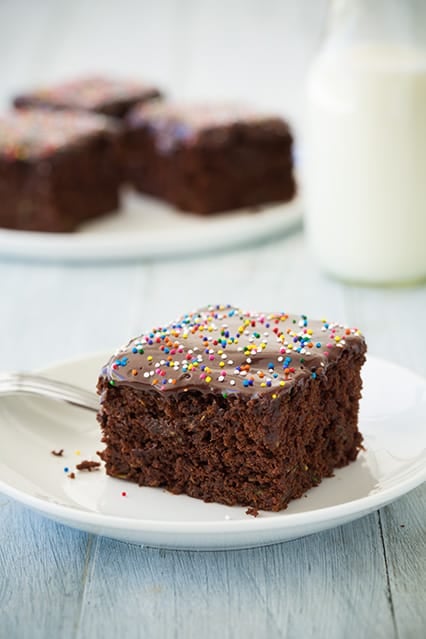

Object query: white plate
[0,191,302,262]
[0,354,424,550]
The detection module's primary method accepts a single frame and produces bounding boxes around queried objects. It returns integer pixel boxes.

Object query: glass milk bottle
[304,0,426,285]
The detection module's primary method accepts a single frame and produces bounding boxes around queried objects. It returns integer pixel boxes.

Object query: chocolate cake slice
[0,109,120,232]
[123,101,296,214]
[14,75,162,118]
[97,305,366,512]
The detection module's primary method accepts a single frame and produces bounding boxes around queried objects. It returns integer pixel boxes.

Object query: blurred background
[0,0,328,134]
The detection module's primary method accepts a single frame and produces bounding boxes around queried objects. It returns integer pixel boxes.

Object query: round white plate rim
[0,352,424,538]
[0,196,302,262]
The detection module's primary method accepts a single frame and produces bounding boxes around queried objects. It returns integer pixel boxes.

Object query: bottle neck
[326,0,424,49]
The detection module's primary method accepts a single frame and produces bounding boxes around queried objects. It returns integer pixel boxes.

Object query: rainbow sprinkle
[103,305,363,396]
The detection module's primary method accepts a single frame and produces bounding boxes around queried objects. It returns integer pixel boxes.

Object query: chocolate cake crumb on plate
[76,460,101,472]
[97,304,366,512]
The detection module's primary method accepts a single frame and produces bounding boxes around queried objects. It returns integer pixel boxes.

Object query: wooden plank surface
[0,501,91,639]
[75,511,397,639]
[0,488,424,639]
[379,488,426,639]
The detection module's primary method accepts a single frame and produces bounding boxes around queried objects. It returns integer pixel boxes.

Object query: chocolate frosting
[101,305,365,398]
[16,75,160,111]
[127,101,291,153]
[0,109,115,160]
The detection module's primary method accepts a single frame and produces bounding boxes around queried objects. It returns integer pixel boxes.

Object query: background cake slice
[0,109,121,232]
[14,75,162,118]
[97,305,366,512]
[123,101,296,214]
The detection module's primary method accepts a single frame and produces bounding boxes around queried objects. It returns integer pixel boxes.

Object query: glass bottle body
[304,0,426,284]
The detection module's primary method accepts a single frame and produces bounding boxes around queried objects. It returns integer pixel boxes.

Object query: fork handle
[0,373,99,412]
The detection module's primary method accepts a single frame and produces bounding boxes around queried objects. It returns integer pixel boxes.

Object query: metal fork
[0,373,99,412]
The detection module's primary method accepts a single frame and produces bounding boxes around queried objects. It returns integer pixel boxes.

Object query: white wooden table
[0,1,425,636]
[0,230,424,639]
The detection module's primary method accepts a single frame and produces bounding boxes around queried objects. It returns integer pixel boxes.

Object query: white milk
[304,44,426,284]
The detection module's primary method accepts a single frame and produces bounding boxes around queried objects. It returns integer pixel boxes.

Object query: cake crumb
[51,449,64,457]
[246,507,259,518]
[76,460,101,472]
[68,472,76,479]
